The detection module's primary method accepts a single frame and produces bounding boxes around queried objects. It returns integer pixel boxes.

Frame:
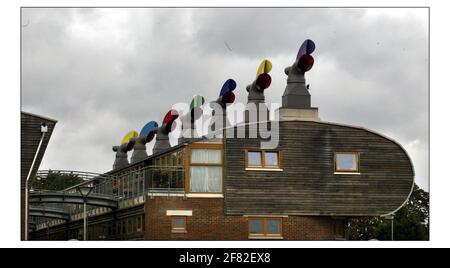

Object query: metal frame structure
[29,206,70,221]
[28,166,185,238]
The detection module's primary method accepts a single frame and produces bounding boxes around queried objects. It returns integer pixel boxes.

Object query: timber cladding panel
[224,120,414,216]
[21,112,57,240]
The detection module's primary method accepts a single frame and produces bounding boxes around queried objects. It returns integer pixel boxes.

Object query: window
[116,222,121,235]
[264,152,279,167]
[249,219,264,234]
[267,218,281,234]
[177,151,184,166]
[136,216,142,232]
[127,218,133,234]
[190,166,222,192]
[171,217,187,233]
[248,218,282,238]
[189,147,223,193]
[121,220,126,234]
[191,149,221,164]
[335,152,359,173]
[245,150,281,170]
[248,152,262,167]
[333,219,346,240]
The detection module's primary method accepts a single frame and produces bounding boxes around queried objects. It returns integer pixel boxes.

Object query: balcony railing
[107,165,185,199]
[31,166,185,220]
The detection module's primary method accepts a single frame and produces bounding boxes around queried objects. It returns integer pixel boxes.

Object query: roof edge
[21,111,58,123]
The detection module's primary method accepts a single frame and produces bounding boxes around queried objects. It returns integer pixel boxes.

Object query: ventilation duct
[245,59,272,124]
[130,121,159,164]
[112,130,137,170]
[153,109,179,154]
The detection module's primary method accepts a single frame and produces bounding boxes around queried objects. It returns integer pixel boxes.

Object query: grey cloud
[21,8,429,190]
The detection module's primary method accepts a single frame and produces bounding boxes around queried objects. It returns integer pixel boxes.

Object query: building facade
[28,40,414,241]
[30,120,413,241]
[21,112,57,240]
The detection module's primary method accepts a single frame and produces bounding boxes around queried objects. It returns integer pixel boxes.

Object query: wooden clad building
[27,41,414,240]
[224,120,414,217]
[30,119,414,240]
[21,111,57,240]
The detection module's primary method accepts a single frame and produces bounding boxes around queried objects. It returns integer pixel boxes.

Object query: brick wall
[284,216,337,240]
[144,196,339,240]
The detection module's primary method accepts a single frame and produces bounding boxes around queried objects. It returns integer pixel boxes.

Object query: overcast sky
[21,8,429,191]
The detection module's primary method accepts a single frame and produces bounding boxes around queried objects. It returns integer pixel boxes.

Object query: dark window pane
[267,219,280,234]
[137,216,142,229]
[174,218,185,228]
[336,153,358,171]
[248,152,262,166]
[249,219,264,234]
[265,152,279,166]
[334,220,345,238]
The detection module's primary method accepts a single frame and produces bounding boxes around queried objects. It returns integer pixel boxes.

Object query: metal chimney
[112,130,137,170]
[278,39,320,121]
[130,121,158,164]
[245,59,272,124]
[153,109,179,154]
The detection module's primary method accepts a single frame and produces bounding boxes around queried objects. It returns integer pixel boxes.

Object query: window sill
[334,172,360,175]
[172,229,187,234]
[167,210,193,216]
[248,236,284,240]
[244,215,289,218]
[186,193,224,198]
[245,168,283,172]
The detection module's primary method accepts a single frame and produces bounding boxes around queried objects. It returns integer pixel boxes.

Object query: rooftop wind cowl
[179,95,205,144]
[209,79,237,134]
[112,130,138,170]
[282,39,315,109]
[245,59,272,123]
[130,121,159,164]
[153,109,179,154]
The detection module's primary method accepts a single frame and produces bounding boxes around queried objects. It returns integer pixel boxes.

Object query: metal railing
[30,166,185,223]
[32,170,115,192]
